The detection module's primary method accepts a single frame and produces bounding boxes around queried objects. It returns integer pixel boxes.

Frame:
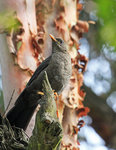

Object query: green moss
[27,72,62,150]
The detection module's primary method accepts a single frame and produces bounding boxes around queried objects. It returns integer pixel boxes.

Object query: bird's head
[49,34,67,53]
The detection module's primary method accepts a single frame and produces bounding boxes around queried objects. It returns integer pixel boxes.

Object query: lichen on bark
[27,71,62,150]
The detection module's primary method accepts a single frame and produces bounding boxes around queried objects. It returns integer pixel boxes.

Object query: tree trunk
[0,0,90,149]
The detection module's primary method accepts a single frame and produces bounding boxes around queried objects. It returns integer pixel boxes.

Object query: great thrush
[6,34,72,130]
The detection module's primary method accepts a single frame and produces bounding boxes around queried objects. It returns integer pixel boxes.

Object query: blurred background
[78,0,116,149]
[0,0,116,149]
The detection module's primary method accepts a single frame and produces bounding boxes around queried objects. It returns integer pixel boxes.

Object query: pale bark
[0,35,23,111]
[0,0,38,134]
[0,0,89,149]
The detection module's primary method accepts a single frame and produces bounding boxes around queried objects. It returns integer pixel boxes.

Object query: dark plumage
[6,35,72,130]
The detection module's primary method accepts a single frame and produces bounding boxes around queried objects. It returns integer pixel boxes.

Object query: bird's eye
[56,38,63,44]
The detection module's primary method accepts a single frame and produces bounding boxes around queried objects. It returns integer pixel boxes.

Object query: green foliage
[94,0,116,51]
[0,11,22,33]
[17,41,22,50]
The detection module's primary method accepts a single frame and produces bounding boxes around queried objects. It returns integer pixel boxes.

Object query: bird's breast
[47,52,72,93]
[52,52,71,77]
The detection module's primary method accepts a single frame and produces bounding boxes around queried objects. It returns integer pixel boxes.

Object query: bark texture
[0,0,90,149]
[27,72,62,150]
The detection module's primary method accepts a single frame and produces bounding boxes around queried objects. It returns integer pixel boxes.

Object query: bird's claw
[37,91,44,95]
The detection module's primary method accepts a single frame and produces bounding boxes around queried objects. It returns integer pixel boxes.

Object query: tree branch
[0,72,62,150]
[27,71,62,150]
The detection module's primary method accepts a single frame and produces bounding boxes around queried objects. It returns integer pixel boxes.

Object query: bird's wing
[27,56,51,86]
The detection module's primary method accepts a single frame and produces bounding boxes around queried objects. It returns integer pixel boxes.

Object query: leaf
[17,41,22,50]
[0,11,22,33]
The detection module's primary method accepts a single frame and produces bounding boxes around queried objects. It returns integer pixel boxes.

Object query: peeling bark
[0,0,90,149]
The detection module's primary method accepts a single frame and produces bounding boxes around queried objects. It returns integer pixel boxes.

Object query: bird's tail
[6,92,37,130]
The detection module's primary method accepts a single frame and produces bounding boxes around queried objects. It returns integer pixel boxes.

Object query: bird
[6,34,72,130]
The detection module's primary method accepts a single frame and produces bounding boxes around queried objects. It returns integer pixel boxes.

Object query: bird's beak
[49,34,57,42]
